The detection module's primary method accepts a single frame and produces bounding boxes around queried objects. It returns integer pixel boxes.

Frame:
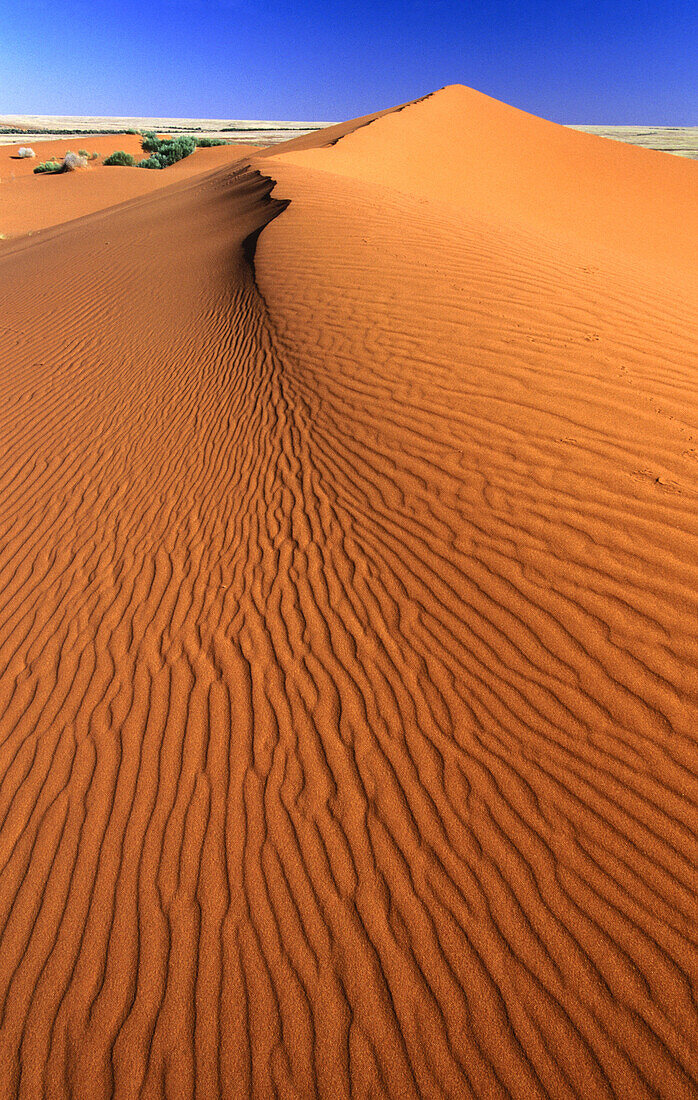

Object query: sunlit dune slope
[264,83,698,281]
[251,86,698,1097]
[0,85,696,1099]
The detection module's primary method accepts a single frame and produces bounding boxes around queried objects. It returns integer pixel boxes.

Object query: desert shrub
[104,150,135,167]
[160,135,196,163]
[196,137,228,147]
[90,152,100,160]
[137,136,196,169]
[63,152,88,171]
[140,131,161,152]
[124,128,141,135]
[17,146,36,158]
[34,160,63,174]
[78,148,88,157]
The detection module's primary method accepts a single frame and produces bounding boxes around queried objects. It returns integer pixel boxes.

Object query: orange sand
[0,137,258,239]
[0,87,696,1098]
[1,135,149,177]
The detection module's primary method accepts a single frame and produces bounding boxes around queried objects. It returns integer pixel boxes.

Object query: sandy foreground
[0,85,697,1099]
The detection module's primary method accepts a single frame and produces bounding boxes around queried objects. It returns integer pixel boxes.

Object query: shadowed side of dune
[0,163,315,1098]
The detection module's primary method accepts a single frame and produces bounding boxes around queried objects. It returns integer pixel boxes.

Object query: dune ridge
[0,86,697,1098]
[264,84,698,282]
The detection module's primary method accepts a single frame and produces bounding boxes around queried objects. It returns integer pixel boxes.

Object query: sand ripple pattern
[0,158,696,1100]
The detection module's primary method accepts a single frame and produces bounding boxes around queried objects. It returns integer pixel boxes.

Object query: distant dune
[0,136,260,239]
[0,85,696,1099]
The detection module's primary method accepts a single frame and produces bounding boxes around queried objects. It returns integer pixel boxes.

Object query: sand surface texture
[0,85,697,1098]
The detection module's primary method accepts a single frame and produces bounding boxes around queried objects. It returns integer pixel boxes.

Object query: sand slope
[0,139,258,240]
[265,84,698,282]
[0,86,697,1098]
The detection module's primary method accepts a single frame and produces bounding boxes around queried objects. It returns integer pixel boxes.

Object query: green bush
[34,160,63,174]
[196,137,228,147]
[137,135,197,170]
[104,150,136,167]
[78,148,88,157]
[90,152,100,160]
[140,131,161,153]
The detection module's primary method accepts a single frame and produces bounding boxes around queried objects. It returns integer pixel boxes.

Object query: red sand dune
[0,137,258,239]
[0,86,697,1098]
[265,84,698,282]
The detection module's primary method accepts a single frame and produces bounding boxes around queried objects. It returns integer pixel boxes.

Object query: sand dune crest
[0,87,697,1098]
[265,84,698,281]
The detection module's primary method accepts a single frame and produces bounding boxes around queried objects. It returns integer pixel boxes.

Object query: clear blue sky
[2,0,696,123]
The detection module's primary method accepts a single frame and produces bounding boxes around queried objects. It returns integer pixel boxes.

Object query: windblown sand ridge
[264,84,698,282]
[0,85,696,1098]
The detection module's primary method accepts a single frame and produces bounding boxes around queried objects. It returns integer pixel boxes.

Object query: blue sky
[1,0,696,123]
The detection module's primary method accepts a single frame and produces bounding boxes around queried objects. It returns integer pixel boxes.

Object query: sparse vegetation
[104,150,136,167]
[34,152,87,173]
[140,131,161,153]
[63,152,88,170]
[17,147,36,158]
[33,160,64,174]
[29,128,224,181]
[137,134,197,169]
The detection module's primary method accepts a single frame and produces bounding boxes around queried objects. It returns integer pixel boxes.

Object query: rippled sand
[0,85,696,1098]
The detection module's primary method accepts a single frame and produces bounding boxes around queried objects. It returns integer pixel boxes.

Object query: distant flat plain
[0,114,332,145]
[1,114,697,157]
[568,123,698,158]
